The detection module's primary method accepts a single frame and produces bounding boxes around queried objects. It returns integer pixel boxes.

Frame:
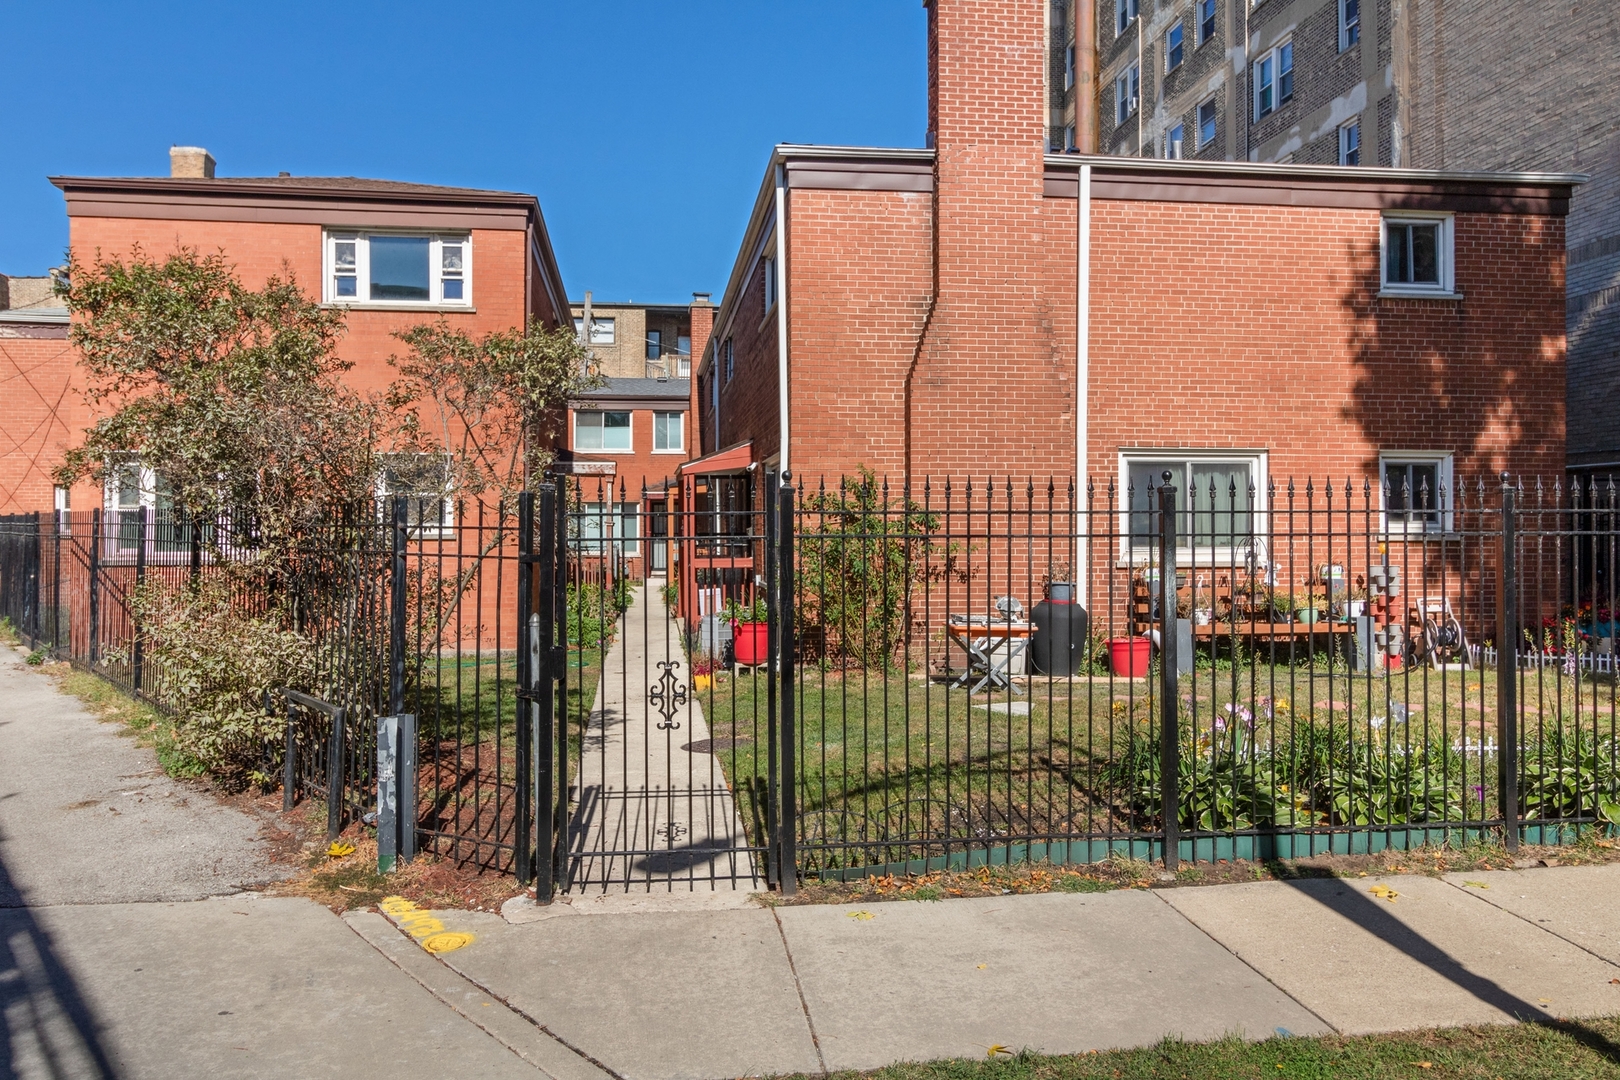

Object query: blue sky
[1,1,926,303]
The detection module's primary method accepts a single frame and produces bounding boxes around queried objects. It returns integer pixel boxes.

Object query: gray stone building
[1052,0,1620,472]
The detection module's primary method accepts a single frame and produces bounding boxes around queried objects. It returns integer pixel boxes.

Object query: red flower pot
[1108,636,1153,678]
[733,621,770,666]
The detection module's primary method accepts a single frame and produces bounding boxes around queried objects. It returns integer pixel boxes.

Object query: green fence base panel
[811,824,1592,882]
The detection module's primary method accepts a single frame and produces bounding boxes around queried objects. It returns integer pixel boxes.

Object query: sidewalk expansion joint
[1442,874,1620,974]
[1148,888,1341,1036]
[773,906,830,1076]
[345,910,623,1080]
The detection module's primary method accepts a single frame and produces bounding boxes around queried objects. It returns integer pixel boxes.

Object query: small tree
[387,320,597,506]
[54,247,380,551]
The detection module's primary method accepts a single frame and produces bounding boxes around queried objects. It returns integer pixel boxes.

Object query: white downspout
[774,162,791,482]
[1076,163,1092,607]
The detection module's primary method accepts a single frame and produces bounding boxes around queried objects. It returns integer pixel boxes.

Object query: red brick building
[0,146,570,516]
[696,0,1575,525]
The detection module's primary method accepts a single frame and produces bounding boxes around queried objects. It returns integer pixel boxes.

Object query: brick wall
[0,331,79,513]
[712,256,779,460]
[912,0,1074,482]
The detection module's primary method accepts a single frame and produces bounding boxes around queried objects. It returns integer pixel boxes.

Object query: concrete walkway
[569,580,758,893]
[9,642,1620,1078]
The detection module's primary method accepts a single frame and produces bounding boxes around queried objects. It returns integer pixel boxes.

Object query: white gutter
[773,162,791,482]
[1076,163,1092,607]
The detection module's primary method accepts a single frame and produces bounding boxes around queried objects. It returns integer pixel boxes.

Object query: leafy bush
[125,577,314,788]
[567,579,632,649]
[797,468,939,668]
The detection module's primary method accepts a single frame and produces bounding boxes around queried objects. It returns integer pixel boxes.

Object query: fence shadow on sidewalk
[1281,875,1620,1063]
[0,855,121,1080]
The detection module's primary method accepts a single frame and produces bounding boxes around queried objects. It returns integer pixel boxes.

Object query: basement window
[324,232,471,307]
[1120,452,1268,565]
[1380,453,1454,533]
[378,454,455,538]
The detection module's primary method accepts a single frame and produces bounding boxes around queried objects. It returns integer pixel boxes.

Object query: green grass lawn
[786,1017,1620,1080]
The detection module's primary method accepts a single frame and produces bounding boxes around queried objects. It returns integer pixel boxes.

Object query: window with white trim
[653,411,684,453]
[378,453,455,538]
[54,485,70,534]
[572,316,616,344]
[1116,63,1140,125]
[1166,21,1185,71]
[1339,120,1361,165]
[575,410,633,452]
[1116,0,1139,34]
[1339,0,1360,50]
[1198,0,1217,44]
[1166,123,1186,159]
[1120,452,1267,564]
[763,255,778,312]
[1197,98,1218,148]
[104,460,216,556]
[1381,214,1455,296]
[324,232,470,306]
[1380,453,1454,533]
[1253,40,1293,119]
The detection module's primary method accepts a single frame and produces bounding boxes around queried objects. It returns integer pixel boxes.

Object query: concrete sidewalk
[9,643,1620,1079]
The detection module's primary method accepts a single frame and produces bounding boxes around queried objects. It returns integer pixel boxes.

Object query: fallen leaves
[846,910,875,921]
[1369,884,1400,903]
[326,841,356,858]
[985,1044,1013,1057]
[1461,880,1491,889]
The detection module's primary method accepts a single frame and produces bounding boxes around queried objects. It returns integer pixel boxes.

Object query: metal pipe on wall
[1076,162,1092,606]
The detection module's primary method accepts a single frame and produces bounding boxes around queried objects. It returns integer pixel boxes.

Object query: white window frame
[322,231,472,308]
[1252,39,1293,120]
[1379,213,1457,298]
[1166,123,1186,159]
[1116,64,1140,125]
[1166,20,1185,72]
[573,316,616,344]
[1339,0,1360,51]
[1197,97,1218,148]
[54,485,70,534]
[574,410,634,453]
[1338,120,1361,166]
[653,411,685,454]
[1197,0,1217,45]
[578,501,641,557]
[1116,0,1139,34]
[1378,452,1455,535]
[376,453,456,540]
[1118,451,1269,567]
[103,460,213,562]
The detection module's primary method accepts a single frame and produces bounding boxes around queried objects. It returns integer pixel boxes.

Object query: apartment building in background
[570,294,711,380]
[1053,0,1620,472]
[0,146,570,517]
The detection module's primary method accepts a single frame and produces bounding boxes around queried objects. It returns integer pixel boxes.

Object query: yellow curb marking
[380,896,475,953]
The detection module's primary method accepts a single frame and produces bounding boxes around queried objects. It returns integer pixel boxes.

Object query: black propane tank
[1031,582,1090,676]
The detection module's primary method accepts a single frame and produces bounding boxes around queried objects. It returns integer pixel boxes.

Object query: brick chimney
[688,292,714,456]
[909,0,1069,482]
[169,146,216,179]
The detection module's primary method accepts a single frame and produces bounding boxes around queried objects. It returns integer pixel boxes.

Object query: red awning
[677,441,754,476]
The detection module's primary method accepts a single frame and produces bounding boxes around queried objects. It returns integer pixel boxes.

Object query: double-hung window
[763,255,778,312]
[1380,453,1453,533]
[573,316,615,344]
[1116,64,1140,125]
[1116,0,1138,34]
[1121,452,1267,564]
[575,410,633,452]
[1253,40,1293,119]
[646,329,663,361]
[1197,98,1218,148]
[676,335,691,377]
[653,411,684,453]
[1381,214,1455,296]
[1339,0,1360,50]
[1198,0,1217,44]
[1065,44,1076,90]
[1166,123,1186,159]
[1339,120,1361,165]
[324,232,470,307]
[1166,21,1185,72]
